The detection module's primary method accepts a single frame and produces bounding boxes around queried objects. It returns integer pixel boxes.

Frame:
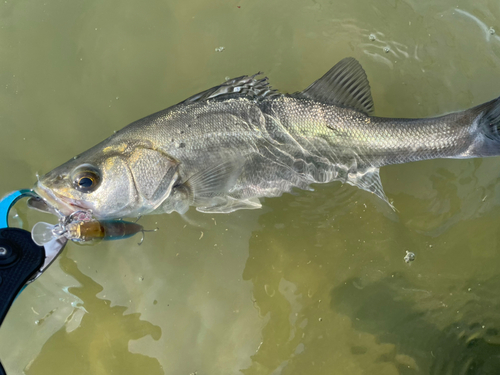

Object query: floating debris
[404,251,415,263]
[215,46,225,52]
[369,34,376,41]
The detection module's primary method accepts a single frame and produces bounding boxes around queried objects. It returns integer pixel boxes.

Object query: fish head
[35,154,137,219]
[34,140,180,219]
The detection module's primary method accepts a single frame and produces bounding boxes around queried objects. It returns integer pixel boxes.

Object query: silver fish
[34,58,500,219]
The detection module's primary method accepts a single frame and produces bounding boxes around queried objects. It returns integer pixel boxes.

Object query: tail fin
[476,97,500,141]
[461,96,500,158]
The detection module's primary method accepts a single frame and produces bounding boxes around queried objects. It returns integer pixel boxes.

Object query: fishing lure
[31,210,147,246]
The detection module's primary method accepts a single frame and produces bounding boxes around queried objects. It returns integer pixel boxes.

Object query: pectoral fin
[186,159,245,200]
[182,158,261,213]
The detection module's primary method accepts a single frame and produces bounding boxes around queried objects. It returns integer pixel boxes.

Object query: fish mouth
[27,196,57,214]
[33,182,94,218]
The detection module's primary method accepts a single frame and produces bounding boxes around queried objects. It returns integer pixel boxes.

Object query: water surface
[1,0,500,374]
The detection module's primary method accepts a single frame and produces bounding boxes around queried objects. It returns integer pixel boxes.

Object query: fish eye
[72,165,101,193]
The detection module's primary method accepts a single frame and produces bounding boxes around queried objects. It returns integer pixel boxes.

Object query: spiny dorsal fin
[295,57,374,114]
[180,73,281,104]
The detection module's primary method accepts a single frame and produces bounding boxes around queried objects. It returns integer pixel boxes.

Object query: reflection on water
[332,275,500,375]
[1,0,500,374]
[242,185,408,374]
[243,183,500,374]
[25,253,162,375]
[392,158,500,237]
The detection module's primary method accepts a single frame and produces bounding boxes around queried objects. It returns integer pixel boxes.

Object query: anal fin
[346,167,395,210]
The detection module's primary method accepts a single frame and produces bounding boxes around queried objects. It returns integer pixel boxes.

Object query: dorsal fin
[180,73,281,104]
[294,57,375,114]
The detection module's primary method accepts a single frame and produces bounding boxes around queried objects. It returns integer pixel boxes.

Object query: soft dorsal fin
[180,73,281,104]
[295,57,375,114]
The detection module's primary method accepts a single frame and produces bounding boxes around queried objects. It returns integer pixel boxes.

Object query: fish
[33,57,500,219]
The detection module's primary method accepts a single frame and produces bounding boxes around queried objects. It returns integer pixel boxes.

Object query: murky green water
[1,0,500,374]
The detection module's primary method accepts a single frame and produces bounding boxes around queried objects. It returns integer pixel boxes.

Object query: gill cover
[126,148,179,211]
